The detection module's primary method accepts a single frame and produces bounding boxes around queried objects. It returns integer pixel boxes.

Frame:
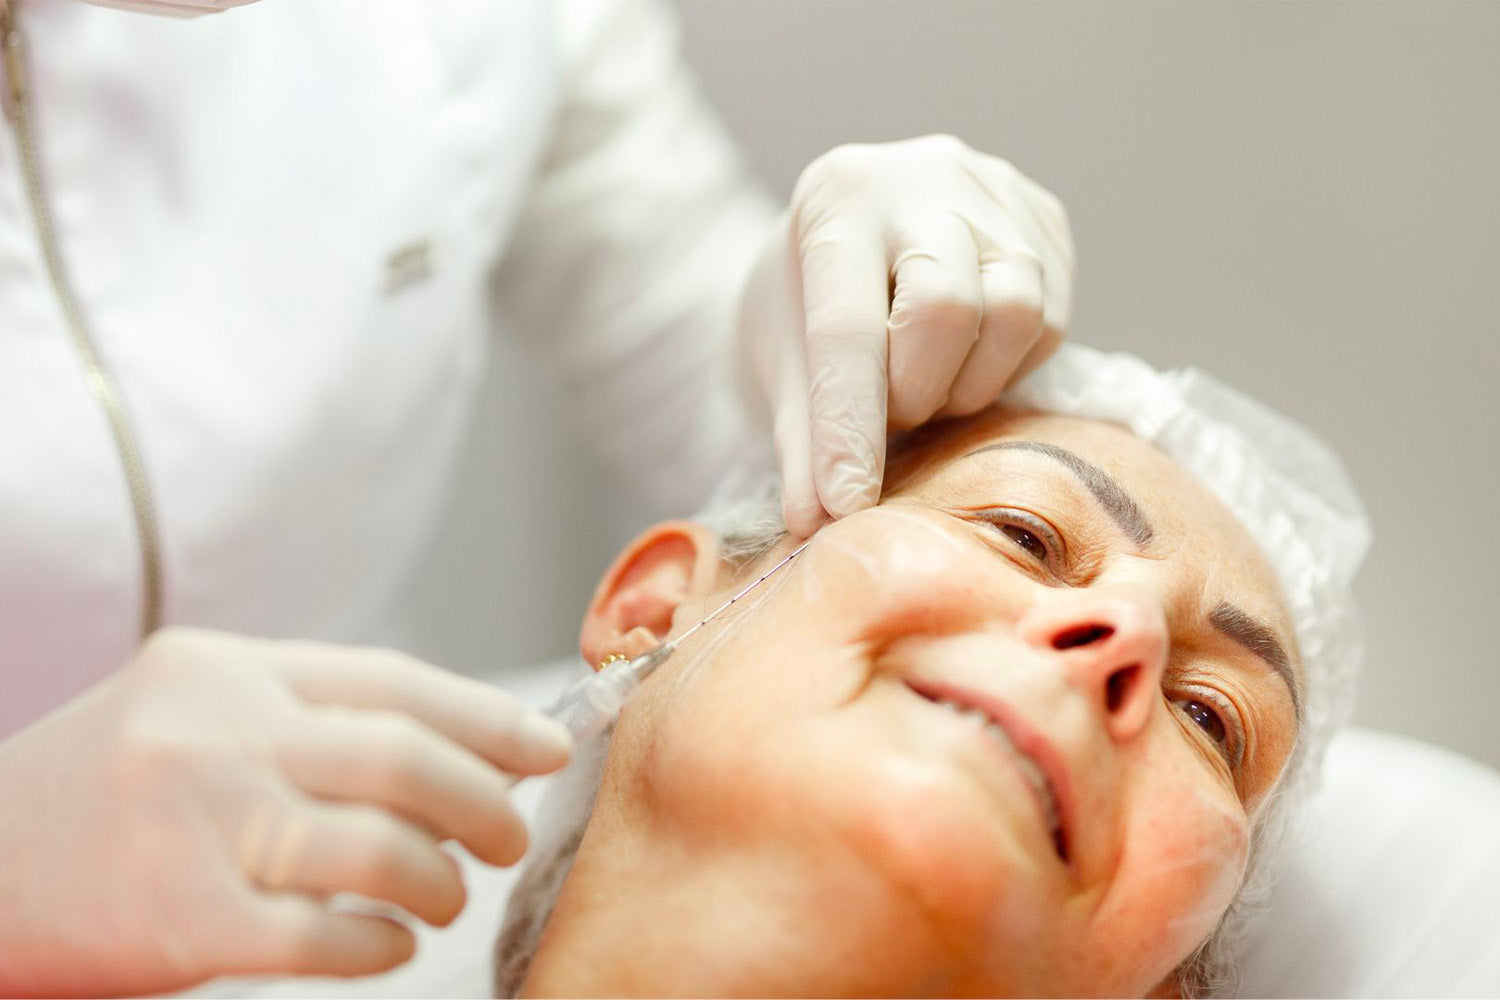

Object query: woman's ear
[578,521,723,666]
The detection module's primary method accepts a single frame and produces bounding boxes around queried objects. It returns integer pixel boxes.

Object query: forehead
[886,408,1294,633]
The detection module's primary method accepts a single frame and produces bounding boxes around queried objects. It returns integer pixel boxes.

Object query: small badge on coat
[384,239,433,296]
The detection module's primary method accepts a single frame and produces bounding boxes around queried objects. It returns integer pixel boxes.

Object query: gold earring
[595,653,628,673]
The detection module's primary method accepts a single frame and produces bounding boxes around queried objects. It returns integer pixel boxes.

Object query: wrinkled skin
[525,408,1300,998]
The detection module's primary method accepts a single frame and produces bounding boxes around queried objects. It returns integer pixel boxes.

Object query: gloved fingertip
[518,711,573,765]
[821,471,882,519]
[824,491,878,520]
[783,496,828,539]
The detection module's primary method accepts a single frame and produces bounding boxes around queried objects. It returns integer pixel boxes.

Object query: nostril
[1053,623,1114,650]
[1105,664,1139,713]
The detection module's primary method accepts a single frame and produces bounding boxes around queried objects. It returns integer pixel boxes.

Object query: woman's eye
[1179,698,1228,745]
[1000,524,1049,562]
[1170,687,1247,773]
[965,508,1061,564]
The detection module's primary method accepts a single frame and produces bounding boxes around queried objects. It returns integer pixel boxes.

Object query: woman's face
[594,409,1301,996]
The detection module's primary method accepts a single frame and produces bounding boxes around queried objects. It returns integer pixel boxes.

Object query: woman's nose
[1017,589,1168,743]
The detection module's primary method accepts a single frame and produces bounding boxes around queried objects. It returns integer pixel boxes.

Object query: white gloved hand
[0,627,571,997]
[740,134,1075,537]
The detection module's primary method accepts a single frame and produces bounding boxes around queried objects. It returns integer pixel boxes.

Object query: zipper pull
[1,0,26,125]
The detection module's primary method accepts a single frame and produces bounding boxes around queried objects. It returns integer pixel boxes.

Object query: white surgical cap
[1005,344,1371,790]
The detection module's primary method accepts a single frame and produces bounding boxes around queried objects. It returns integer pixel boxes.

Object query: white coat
[0,0,774,736]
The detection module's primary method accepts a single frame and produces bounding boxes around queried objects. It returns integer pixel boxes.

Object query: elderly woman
[495,346,1369,998]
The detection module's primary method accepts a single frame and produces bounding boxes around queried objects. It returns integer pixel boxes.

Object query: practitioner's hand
[740,134,1075,537]
[0,627,570,997]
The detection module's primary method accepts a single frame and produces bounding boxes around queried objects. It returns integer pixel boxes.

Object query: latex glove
[741,134,1075,536]
[0,627,571,997]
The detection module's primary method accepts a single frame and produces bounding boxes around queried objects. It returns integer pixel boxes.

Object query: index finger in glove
[885,215,983,430]
[269,642,570,777]
[236,795,467,924]
[797,224,890,520]
[939,247,1047,418]
[957,156,1075,334]
[744,229,825,538]
[277,706,532,866]
[233,893,417,980]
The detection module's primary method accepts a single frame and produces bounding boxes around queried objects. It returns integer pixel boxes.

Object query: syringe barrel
[544,661,637,743]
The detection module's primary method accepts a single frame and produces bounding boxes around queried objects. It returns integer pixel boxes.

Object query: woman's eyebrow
[960,440,1301,725]
[1209,601,1302,724]
[964,441,1155,549]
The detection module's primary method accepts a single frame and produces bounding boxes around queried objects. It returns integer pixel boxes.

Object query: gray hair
[496,346,1369,998]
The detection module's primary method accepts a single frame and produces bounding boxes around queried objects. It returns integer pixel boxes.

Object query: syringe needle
[674,540,810,646]
[542,540,811,746]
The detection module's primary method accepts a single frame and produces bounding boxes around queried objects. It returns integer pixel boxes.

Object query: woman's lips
[903,678,1076,865]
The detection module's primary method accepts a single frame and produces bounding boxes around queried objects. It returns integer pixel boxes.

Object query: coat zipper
[2,0,164,639]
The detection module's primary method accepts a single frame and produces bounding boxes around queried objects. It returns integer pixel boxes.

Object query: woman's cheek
[808,505,965,584]
[804,506,1017,642]
[654,505,988,718]
[1091,761,1250,992]
[614,586,865,847]
[614,506,1033,871]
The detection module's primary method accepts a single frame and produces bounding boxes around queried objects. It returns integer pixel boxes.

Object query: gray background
[408,2,1500,770]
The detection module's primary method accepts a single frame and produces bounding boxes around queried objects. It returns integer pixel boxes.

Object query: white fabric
[0,0,771,737]
[1237,728,1500,998]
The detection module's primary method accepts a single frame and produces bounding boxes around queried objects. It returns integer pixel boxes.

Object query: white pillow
[1236,727,1500,997]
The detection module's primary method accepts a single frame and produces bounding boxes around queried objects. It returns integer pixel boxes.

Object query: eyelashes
[960,505,1250,774]
[1171,686,1247,771]
[965,506,1067,574]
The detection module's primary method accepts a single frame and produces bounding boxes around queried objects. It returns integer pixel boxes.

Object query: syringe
[543,540,810,743]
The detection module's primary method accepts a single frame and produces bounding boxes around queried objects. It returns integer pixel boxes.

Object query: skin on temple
[520,407,1302,998]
